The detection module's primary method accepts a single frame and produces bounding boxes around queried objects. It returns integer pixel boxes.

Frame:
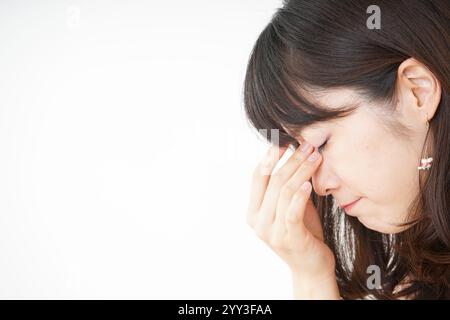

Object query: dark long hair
[243,0,450,299]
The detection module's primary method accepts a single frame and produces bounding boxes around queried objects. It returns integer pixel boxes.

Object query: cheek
[357,138,419,204]
[333,132,393,199]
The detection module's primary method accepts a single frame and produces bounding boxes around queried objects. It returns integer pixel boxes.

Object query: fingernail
[301,181,311,191]
[307,150,319,162]
[300,141,311,152]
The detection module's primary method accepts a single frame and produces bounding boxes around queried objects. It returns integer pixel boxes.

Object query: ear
[397,58,442,122]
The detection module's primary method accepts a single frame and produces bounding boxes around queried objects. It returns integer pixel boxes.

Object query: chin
[357,216,408,234]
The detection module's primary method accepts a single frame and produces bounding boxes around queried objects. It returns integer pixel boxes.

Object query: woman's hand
[246,143,336,282]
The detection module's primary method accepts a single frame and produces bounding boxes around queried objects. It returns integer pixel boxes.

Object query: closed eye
[318,139,328,153]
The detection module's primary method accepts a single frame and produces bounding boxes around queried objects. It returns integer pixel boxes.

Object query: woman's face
[292,60,440,234]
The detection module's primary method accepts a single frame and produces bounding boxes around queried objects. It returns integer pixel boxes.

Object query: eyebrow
[286,122,329,141]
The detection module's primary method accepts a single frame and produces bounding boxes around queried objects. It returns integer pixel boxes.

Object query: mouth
[340,198,361,212]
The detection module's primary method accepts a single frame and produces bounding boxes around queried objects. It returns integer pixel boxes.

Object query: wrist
[291,271,341,300]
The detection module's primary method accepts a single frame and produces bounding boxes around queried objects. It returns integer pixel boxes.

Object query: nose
[311,157,339,197]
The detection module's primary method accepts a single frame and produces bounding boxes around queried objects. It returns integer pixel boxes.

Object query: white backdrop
[0,0,295,299]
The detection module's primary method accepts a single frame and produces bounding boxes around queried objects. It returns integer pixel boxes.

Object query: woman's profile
[243,0,449,299]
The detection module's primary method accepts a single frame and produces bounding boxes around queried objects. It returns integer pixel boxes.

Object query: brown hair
[243,0,450,299]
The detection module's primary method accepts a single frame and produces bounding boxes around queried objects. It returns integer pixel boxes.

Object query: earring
[417,156,433,170]
[417,115,433,170]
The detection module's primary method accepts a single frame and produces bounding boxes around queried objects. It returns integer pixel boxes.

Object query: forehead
[285,88,362,139]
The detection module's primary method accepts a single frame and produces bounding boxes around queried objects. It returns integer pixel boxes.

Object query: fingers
[285,180,312,248]
[276,148,322,217]
[262,142,314,215]
[246,145,288,226]
[271,146,321,244]
[260,143,320,229]
[274,146,321,223]
[268,141,314,192]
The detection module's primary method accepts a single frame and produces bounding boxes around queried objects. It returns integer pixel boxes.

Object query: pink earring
[417,115,433,171]
[417,156,433,170]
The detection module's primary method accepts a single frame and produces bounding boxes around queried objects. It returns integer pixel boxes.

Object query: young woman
[243,0,449,299]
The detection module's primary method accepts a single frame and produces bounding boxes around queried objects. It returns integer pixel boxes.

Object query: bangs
[243,21,359,148]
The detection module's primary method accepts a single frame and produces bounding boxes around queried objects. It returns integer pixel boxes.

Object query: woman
[243,0,449,299]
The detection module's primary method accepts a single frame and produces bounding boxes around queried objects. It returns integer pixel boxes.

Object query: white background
[0,0,298,299]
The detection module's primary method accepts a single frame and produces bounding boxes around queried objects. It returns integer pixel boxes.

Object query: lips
[340,198,361,210]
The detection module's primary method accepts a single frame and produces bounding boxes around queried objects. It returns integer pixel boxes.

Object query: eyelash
[317,139,328,153]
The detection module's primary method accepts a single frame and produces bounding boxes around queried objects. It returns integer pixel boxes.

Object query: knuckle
[252,166,264,180]
[286,212,297,224]
[302,159,315,170]
[269,235,283,249]
[272,171,286,184]
[292,190,306,201]
[280,183,296,197]
[253,162,272,179]
[293,151,307,162]
[254,226,268,240]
